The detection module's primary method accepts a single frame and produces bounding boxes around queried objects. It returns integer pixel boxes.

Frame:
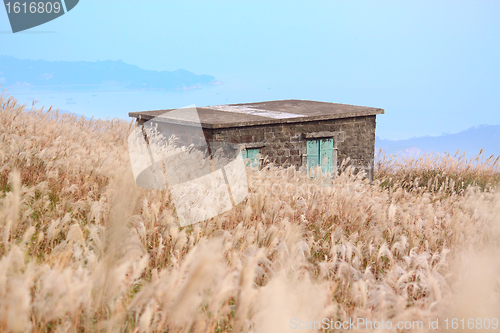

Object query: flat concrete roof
[129,99,384,129]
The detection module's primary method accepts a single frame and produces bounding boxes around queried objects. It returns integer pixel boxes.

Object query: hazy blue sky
[1,0,499,139]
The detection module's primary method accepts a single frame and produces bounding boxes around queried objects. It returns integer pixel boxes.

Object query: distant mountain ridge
[376,124,500,157]
[0,56,216,90]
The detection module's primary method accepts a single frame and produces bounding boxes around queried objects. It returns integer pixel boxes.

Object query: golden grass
[1,91,499,332]
[376,149,500,195]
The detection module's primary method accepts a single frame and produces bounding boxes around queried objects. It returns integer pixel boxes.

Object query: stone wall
[137,115,378,180]
[204,115,377,180]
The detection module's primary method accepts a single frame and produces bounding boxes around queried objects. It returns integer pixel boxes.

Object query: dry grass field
[1,91,500,332]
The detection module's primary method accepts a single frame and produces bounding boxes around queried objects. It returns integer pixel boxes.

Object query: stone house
[129,100,384,180]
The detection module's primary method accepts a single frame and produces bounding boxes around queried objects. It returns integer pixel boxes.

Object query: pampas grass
[1,91,500,332]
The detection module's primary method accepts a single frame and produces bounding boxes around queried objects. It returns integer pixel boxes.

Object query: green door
[244,148,260,168]
[319,138,334,174]
[306,140,319,173]
[307,139,335,175]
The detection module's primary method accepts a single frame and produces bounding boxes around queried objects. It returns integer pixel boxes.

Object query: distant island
[0,56,216,90]
[376,124,500,157]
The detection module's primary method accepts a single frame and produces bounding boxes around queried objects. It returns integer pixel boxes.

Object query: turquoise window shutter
[244,148,260,168]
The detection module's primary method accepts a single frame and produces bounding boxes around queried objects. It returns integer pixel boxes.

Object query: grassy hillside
[1,92,500,332]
